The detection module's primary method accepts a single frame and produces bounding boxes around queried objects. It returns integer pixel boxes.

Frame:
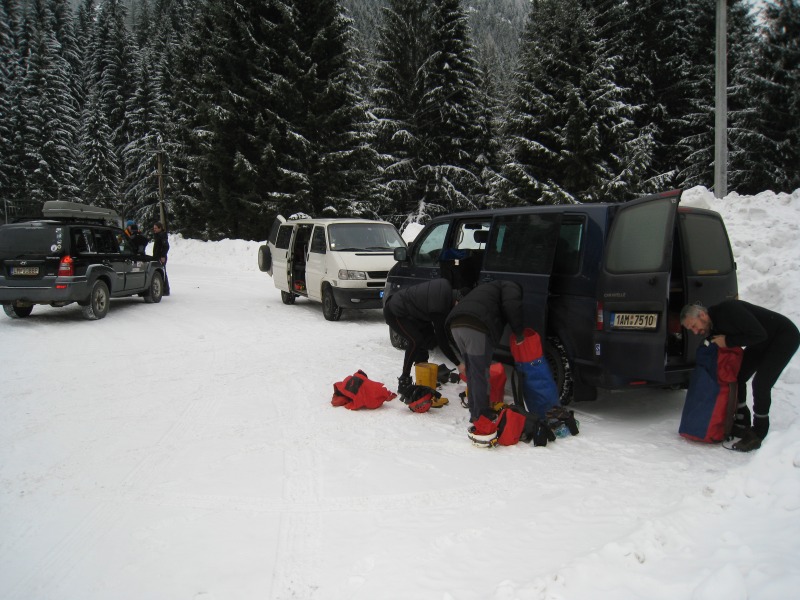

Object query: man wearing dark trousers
[383,278,464,396]
[446,280,525,424]
[681,300,799,451]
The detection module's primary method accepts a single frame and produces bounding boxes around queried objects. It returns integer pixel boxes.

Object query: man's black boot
[397,375,413,400]
[731,403,751,438]
[753,414,770,440]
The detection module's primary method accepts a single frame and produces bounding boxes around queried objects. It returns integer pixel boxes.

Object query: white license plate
[611,312,658,330]
[12,266,39,276]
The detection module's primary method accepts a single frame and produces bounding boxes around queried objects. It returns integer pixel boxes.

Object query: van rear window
[680,213,734,275]
[484,214,560,274]
[605,200,673,273]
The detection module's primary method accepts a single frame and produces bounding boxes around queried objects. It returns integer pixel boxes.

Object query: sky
[1,185,799,600]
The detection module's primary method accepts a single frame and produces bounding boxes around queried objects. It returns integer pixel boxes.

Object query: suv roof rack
[41,201,122,226]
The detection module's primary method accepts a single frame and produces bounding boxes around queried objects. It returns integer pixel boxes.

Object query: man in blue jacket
[383,278,464,396]
[681,300,799,450]
[446,280,525,424]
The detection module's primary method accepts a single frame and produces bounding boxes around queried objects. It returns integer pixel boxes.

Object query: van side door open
[271,224,294,293]
[598,192,679,382]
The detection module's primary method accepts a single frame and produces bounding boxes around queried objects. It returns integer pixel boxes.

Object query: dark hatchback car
[385,190,739,403]
[0,201,166,320]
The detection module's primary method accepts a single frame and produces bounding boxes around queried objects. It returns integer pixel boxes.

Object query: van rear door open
[598,192,679,382]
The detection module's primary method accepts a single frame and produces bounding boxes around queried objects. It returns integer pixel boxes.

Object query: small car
[0,201,167,320]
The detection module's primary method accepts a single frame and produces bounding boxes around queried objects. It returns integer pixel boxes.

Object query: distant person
[128,223,148,254]
[383,278,465,396]
[681,300,799,451]
[446,280,525,424]
[152,221,170,296]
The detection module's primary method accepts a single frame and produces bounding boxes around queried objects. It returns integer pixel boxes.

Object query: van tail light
[596,301,604,330]
[58,255,74,277]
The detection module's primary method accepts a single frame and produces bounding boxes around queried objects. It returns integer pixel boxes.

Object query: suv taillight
[596,301,604,330]
[58,255,74,277]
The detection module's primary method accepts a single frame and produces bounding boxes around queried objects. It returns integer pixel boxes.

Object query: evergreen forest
[1,0,798,240]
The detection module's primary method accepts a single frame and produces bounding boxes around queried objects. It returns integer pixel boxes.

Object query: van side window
[553,218,584,275]
[606,200,673,273]
[276,225,293,250]
[680,213,734,275]
[413,222,449,267]
[484,214,561,274]
[310,226,327,253]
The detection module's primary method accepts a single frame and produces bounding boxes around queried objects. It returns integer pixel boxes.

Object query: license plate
[611,312,658,330]
[12,266,39,276]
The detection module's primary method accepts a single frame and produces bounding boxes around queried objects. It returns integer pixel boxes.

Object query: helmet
[126,219,135,228]
[404,385,434,413]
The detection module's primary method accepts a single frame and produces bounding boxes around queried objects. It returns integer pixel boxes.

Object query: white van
[258,216,406,320]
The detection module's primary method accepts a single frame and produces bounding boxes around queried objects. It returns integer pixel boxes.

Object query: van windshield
[328,223,404,251]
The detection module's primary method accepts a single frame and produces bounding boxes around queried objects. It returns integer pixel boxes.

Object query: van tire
[322,285,342,321]
[258,245,272,272]
[545,336,573,405]
[390,328,409,350]
[281,291,296,305]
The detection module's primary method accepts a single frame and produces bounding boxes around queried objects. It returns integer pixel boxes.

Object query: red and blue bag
[679,343,743,443]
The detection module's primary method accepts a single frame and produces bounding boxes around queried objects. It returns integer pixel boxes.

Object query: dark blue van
[384,190,738,403]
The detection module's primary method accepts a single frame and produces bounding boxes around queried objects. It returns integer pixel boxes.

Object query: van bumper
[331,287,384,309]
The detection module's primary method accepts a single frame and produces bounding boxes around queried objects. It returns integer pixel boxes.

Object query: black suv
[0,201,166,320]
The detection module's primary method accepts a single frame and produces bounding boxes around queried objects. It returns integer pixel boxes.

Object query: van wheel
[281,291,296,305]
[544,336,573,405]
[322,286,342,321]
[258,245,272,272]
[390,328,409,350]
[3,303,33,318]
[82,280,110,320]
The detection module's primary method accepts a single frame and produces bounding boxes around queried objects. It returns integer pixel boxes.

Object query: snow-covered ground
[1,186,799,600]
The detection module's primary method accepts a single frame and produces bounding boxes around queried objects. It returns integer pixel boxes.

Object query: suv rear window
[484,213,560,274]
[0,225,63,256]
[680,213,734,275]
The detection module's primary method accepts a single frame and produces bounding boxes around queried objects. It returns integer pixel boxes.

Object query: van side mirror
[394,247,409,262]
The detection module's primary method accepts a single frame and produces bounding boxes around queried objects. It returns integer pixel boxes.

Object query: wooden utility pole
[157,152,168,230]
[714,0,728,198]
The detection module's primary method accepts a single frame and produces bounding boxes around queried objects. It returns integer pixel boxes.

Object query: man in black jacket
[383,278,464,395]
[446,280,525,423]
[681,300,799,450]
[152,221,170,296]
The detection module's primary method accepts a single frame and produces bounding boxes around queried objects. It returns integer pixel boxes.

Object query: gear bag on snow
[467,405,554,448]
[331,370,396,410]
[459,362,507,409]
[510,328,560,419]
[679,342,743,443]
